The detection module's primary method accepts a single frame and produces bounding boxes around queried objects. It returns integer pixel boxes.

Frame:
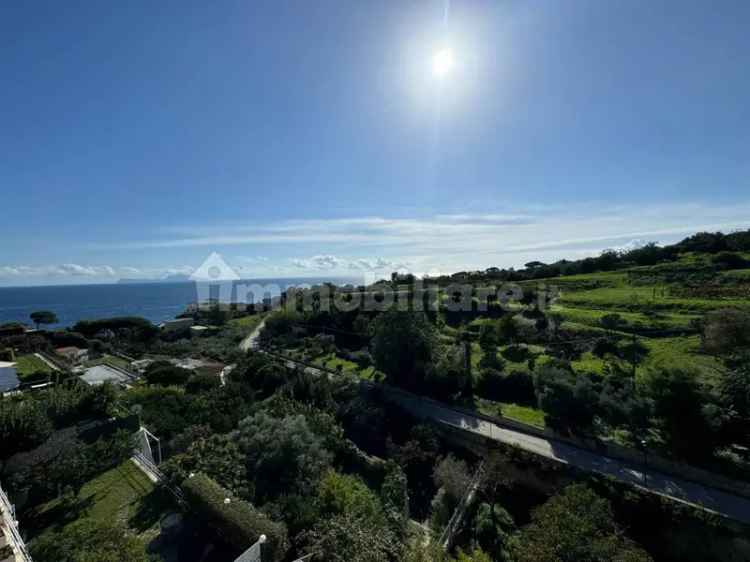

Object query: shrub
[702,309,750,354]
[186,373,220,393]
[144,364,192,386]
[501,345,530,363]
[478,368,504,401]
[712,251,747,270]
[502,371,536,405]
[348,349,373,368]
[592,338,620,358]
[182,473,289,560]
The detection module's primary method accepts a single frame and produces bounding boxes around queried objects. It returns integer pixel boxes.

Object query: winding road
[239,322,750,525]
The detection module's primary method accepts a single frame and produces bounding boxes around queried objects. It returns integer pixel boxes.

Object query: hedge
[181,473,289,561]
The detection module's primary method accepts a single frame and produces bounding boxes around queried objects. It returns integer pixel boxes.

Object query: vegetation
[512,484,652,562]
[30,310,58,330]
[181,473,289,560]
[15,354,53,381]
[4,228,750,561]
[27,459,164,562]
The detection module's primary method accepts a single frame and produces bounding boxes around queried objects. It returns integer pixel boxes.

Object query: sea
[0,277,361,329]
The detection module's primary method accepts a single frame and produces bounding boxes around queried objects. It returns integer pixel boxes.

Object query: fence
[132,427,184,503]
[0,480,33,562]
[258,346,750,504]
[439,462,484,550]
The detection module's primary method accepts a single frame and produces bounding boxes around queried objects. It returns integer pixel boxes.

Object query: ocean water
[0,277,360,329]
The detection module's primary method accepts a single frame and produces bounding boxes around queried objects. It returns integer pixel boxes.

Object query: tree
[497,315,518,344]
[721,355,750,420]
[428,344,472,400]
[642,368,719,461]
[371,310,437,389]
[381,461,410,535]
[478,323,504,371]
[712,251,747,270]
[702,309,750,355]
[512,484,652,562]
[600,313,624,333]
[478,322,499,350]
[236,412,333,503]
[174,434,251,497]
[305,514,399,562]
[388,424,442,520]
[317,470,384,524]
[535,366,599,433]
[30,310,58,330]
[433,455,471,510]
[30,519,152,562]
[144,363,192,386]
[0,398,53,458]
[474,502,514,560]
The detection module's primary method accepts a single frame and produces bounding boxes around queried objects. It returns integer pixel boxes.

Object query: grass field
[311,351,381,381]
[228,313,265,332]
[28,460,166,548]
[474,397,546,429]
[552,304,699,331]
[15,354,52,381]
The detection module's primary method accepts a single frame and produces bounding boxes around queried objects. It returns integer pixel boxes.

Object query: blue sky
[2,0,749,286]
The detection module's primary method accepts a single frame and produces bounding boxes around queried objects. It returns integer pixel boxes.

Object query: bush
[348,349,373,368]
[535,366,599,433]
[712,251,747,270]
[144,364,192,386]
[182,473,289,560]
[702,309,750,354]
[478,368,504,401]
[592,338,620,358]
[501,345,530,363]
[30,519,151,562]
[502,371,536,405]
[186,373,220,393]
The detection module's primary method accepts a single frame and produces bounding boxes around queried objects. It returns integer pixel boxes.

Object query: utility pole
[631,332,638,380]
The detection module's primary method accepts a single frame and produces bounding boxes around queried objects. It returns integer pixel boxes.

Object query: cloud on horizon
[5,201,749,285]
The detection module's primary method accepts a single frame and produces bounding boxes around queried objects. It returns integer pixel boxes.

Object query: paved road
[239,318,266,352]
[387,391,750,525]
[250,343,750,525]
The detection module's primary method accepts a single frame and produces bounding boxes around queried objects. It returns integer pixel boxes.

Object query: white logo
[190,252,240,282]
[192,253,240,306]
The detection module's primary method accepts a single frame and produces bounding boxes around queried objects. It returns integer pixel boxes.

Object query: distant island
[116,274,192,284]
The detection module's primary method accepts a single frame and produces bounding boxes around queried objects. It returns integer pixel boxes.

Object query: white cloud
[614,239,650,252]
[94,202,750,255]
[290,255,408,273]
[0,264,193,282]
[292,255,343,270]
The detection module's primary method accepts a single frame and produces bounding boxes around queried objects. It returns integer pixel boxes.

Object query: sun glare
[432,48,455,78]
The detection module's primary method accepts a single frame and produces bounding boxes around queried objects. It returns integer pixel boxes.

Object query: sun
[432,48,455,78]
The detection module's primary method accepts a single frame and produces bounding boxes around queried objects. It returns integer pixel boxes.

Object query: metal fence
[0,480,33,562]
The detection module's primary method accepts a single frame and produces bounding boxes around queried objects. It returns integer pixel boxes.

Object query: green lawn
[28,460,167,547]
[557,280,750,314]
[474,397,546,429]
[15,354,52,381]
[641,335,726,387]
[571,351,608,375]
[569,335,726,386]
[552,304,699,331]
[310,352,383,381]
[228,313,265,332]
